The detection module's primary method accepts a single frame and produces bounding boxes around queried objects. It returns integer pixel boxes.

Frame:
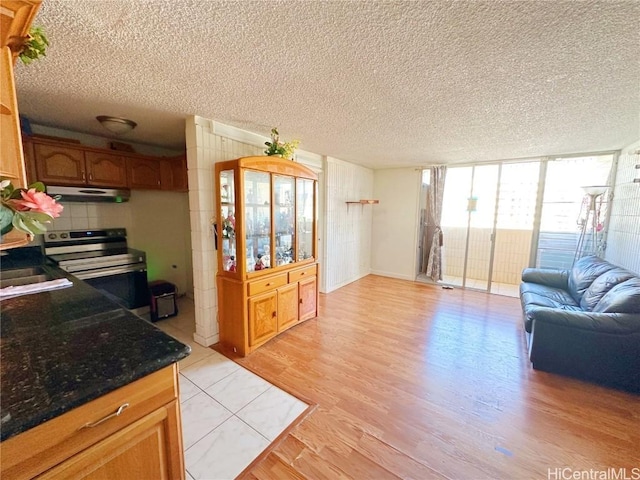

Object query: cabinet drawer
[247,273,287,297]
[1,365,178,480]
[289,264,317,283]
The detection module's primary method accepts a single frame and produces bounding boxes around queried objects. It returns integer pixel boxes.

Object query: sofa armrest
[528,306,640,334]
[521,268,569,289]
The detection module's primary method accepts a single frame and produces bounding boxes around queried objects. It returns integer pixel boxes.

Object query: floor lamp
[573,185,607,265]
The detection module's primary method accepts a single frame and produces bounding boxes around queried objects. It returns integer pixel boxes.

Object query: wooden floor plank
[235,275,640,479]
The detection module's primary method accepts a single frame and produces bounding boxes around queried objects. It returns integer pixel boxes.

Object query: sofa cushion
[593,278,640,314]
[567,256,615,303]
[520,283,579,305]
[520,284,581,332]
[580,268,636,311]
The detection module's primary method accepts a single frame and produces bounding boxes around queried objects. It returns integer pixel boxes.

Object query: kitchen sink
[0,267,53,289]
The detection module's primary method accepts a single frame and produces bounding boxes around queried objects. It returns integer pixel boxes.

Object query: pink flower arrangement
[1,179,63,237]
[10,188,64,218]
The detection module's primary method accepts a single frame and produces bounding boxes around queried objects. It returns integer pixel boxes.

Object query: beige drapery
[424,166,447,281]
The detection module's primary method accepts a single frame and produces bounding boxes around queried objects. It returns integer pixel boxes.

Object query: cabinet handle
[272,311,277,318]
[266,282,272,286]
[300,272,305,276]
[82,171,86,180]
[299,298,303,304]
[79,403,130,430]
[89,173,93,181]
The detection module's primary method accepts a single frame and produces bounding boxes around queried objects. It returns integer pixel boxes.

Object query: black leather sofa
[520,255,640,392]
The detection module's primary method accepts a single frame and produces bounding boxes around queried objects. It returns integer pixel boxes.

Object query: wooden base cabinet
[219,264,319,356]
[0,365,185,480]
[215,156,319,356]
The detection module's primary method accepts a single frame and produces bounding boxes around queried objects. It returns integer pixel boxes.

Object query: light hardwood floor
[229,275,639,479]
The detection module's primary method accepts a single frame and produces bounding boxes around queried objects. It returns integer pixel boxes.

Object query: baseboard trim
[193,332,219,347]
[324,271,370,293]
[369,270,414,281]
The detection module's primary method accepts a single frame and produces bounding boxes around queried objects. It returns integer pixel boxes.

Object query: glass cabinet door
[244,170,271,272]
[296,178,314,261]
[220,169,236,272]
[274,175,295,267]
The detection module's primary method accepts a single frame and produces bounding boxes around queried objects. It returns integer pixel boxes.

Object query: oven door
[74,263,150,309]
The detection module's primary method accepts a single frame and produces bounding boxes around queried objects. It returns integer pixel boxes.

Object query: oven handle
[74,264,147,280]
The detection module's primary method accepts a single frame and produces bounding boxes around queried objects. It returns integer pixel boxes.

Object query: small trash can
[149,280,178,322]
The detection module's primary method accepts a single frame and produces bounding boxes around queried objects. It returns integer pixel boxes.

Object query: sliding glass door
[440,162,540,295]
[440,165,500,289]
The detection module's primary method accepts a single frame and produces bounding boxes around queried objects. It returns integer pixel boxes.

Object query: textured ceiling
[14,0,640,169]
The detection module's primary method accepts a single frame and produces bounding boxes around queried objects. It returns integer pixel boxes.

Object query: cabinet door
[296,178,315,261]
[128,157,162,189]
[248,290,278,347]
[84,151,127,187]
[244,170,271,272]
[37,401,184,480]
[299,276,317,321]
[274,175,295,267]
[277,283,298,331]
[34,143,86,185]
[160,155,187,192]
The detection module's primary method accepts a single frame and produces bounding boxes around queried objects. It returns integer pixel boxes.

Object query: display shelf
[346,199,379,211]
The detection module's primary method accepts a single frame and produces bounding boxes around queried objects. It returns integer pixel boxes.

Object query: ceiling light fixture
[96,115,137,135]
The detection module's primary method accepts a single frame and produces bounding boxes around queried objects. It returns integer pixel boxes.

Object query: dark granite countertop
[0,248,190,442]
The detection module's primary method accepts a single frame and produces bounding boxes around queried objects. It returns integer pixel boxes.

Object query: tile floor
[154,297,308,480]
[441,275,520,297]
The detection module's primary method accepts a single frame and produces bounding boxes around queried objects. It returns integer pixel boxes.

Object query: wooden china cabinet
[215,156,319,356]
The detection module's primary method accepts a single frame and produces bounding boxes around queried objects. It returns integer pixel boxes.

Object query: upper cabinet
[0,0,41,250]
[33,142,128,188]
[127,157,161,190]
[85,151,128,187]
[25,137,188,192]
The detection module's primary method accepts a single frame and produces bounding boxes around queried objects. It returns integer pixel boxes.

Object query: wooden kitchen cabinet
[33,142,128,188]
[130,154,187,191]
[1,365,185,480]
[215,156,319,356]
[24,137,187,192]
[0,0,41,250]
[127,157,162,190]
[0,46,30,249]
[161,154,188,192]
[37,401,182,480]
[85,151,128,187]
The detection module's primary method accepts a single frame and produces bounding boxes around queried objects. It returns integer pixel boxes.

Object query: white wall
[323,156,374,292]
[128,190,192,295]
[186,118,266,346]
[370,168,421,280]
[605,140,640,274]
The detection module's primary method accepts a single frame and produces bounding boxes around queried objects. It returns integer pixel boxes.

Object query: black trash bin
[149,280,178,322]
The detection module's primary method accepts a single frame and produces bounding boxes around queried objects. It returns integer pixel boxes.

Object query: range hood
[46,186,131,203]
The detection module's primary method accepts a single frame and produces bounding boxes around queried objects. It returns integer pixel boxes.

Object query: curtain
[425,166,447,281]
